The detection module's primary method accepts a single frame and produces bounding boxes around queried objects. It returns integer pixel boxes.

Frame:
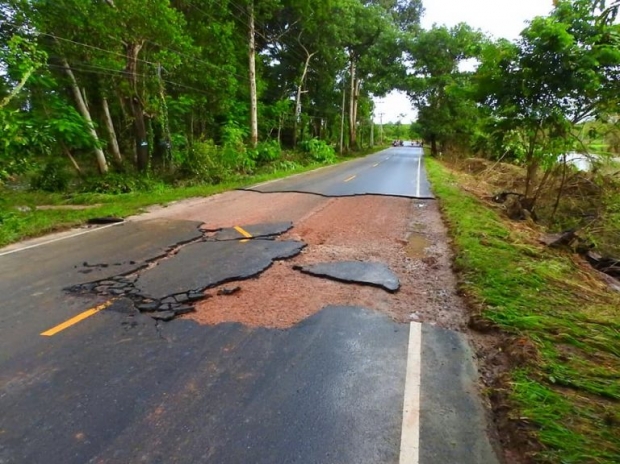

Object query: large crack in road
[67,222,307,322]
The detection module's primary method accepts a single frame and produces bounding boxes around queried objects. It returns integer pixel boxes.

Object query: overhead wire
[45,62,218,98]
[3,18,249,83]
[5,14,348,120]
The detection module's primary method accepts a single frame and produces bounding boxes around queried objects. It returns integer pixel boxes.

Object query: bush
[250,140,282,165]
[220,123,255,174]
[30,159,72,192]
[300,138,337,164]
[79,173,162,194]
[178,140,229,183]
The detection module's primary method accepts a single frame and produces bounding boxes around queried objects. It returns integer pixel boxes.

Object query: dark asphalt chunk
[209,221,293,241]
[135,239,305,299]
[295,261,400,292]
[0,303,407,464]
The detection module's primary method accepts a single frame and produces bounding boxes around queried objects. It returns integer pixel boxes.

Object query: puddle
[406,233,430,259]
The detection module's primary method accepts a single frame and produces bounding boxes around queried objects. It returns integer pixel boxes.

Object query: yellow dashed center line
[344,175,357,183]
[234,225,253,243]
[234,225,253,238]
[41,300,113,336]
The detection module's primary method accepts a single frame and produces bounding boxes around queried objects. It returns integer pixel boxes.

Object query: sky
[374,0,555,123]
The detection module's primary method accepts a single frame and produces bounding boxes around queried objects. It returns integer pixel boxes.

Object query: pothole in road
[405,233,431,259]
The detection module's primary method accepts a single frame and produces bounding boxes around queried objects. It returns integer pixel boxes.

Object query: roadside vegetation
[411,1,620,461]
[427,158,620,463]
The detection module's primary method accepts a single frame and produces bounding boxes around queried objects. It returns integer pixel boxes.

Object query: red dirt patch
[188,195,468,329]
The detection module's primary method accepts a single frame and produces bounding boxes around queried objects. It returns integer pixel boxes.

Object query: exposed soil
[184,194,468,330]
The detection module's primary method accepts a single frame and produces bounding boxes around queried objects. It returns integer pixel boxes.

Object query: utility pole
[379,112,385,145]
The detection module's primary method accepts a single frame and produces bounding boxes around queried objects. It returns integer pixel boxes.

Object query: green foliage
[78,173,163,194]
[427,158,620,462]
[300,138,337,163]
[404,24,487,155]
[271,160,300,172]
[219,122,255,173]
[250,140,282,165]
[30,159,72,192]
[178,140,229,184]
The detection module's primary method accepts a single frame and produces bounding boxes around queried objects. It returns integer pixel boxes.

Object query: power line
[46,62,216,98]
[4,18,249,83]
[2,19,159,67]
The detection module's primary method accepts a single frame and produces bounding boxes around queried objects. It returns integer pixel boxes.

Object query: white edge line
[400,322,422,464]
[416,153,422,198]
[0,222,123,257]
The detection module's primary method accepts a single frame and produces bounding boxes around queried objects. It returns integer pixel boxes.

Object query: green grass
[426,158,620,463]
[0,151,381,248]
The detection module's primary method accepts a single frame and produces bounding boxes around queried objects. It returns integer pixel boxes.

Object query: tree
[477,0,620,207]
[404,24,486,155]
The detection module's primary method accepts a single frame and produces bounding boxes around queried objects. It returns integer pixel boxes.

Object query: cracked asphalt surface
[0,147,499,464]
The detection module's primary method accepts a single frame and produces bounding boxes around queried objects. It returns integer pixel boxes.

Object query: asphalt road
[0,148,498,464]
[247,146,434,199]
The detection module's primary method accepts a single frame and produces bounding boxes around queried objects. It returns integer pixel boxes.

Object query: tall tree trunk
[340,85,346,155]
[524,149,539,199]
[430,136,438,156]
[277,113,283,145]
[293,42,317,147]
[125,42,149,171]
[61,58,108,174]
[102,97,122,164]
[248,1,258,148]
[189,111,194,148]
[348,53,357,149]
[352,78,360,140]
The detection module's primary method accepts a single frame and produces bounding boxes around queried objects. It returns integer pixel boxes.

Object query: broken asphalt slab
[135,239,305,300]
[294,261,400,292]
[207,221,293,241]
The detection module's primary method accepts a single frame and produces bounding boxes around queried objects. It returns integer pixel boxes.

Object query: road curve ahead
[247,146,434,199]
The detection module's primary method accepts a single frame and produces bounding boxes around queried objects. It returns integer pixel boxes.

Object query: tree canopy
[0,0,422,183]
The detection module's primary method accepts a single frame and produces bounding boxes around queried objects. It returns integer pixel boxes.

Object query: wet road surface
[0,148,499,464]
[247,147,434,199]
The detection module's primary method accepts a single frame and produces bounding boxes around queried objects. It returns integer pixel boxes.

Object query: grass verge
[0,149,387,248]
[426,158,620,463]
